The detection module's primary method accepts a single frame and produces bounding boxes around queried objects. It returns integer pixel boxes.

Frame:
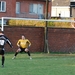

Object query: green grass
[0,53,75,75]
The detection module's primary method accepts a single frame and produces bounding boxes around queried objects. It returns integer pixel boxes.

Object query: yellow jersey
[17,39,31,48]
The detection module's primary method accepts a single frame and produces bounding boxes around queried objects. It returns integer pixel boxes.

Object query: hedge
[6,19,72,28]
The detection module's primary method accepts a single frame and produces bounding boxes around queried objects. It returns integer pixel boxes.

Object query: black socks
[27,51,30,56]
[15,52,18,56]
[2,56,5,66]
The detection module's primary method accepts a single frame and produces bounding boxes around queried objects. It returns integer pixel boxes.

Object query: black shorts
[0,50,4,55]
[20,47,26,53]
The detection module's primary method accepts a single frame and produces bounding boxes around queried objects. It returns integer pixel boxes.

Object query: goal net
[1,17,75,53]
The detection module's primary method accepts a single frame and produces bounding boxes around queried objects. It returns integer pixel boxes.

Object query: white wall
[51,6,70,17]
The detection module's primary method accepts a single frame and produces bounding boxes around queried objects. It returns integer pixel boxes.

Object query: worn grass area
[0,53,75,75]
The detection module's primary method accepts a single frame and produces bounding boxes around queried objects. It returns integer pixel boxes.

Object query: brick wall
[0,0,16,17]
[4,26,44,53]
[3,26,75,53]
[0,0,52,18]
[48,28,75,53]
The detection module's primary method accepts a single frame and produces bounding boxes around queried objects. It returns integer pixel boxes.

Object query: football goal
[1,17,75,53]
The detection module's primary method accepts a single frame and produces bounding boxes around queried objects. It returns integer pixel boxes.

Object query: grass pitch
[0,53,75,75]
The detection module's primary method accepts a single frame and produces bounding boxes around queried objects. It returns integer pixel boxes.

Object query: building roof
[52,0,70,6]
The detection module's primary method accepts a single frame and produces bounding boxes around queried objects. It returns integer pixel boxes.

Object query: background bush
[7,20,46,27]
[7,18,72,28]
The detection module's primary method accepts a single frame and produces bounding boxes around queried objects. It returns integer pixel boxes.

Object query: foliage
[7,18,72,28]
[7,20,46,27]
[47,18,72,28]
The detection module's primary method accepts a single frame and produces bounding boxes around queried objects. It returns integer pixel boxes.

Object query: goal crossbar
[1,17,75,31]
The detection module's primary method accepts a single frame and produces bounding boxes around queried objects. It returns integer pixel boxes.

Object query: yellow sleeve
[27,39,31,46]
[17,40,20,46]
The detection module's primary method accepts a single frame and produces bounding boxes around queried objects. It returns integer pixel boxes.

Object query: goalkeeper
[12,35,32,59]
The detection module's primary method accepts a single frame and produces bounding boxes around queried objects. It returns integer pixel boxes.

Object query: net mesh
[1,17,75,53]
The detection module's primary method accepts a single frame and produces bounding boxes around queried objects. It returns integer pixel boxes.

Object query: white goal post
[1,17,75,53]
[1,17,75,31]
